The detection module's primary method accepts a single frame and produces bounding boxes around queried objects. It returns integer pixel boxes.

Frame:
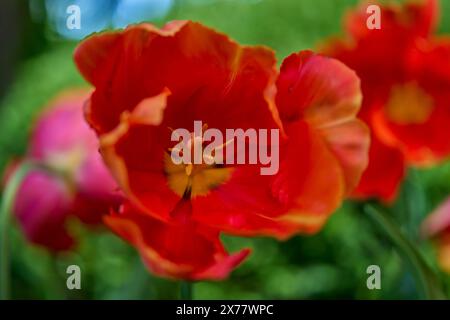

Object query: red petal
[76,21,279,135]
[104,201,249,280]
[192,121,346,239]
[270,121,346,236]
[351,133,405,203]
[345,0,438,41]
[321,119,370,193]
[276,51,362,125]
[74,21,188,87]
[98,91,181,221]
[323,0,439,90]
[74,33,122,86]
[276,51,368,194]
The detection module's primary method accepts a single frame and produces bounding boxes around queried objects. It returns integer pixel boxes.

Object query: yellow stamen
[185,163,193,176]
[385,82,434,125]
[164,123,233,198]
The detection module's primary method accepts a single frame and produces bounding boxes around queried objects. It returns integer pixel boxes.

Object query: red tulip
[74,21,368,278]
[323,0,450,202]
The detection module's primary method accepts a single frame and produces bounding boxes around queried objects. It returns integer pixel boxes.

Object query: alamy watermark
[66,265,81,290]
[66,5,81,30]
[366,4,381,30]
[170,121,280,175]
[366,265,381,290]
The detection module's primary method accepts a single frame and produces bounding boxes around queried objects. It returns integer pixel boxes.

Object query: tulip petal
[345,0,438,41]
[76,21,279,135]
[276,51,368,194]
[351,133,405,203]
[104,202,249,280]
[421,197,450,273]
[270,121,346,235]
[321,119,370,193]
[98,91,181,221]
[192,121,346,239]
[422,197,450,238]
[276,51,362,127]
[14,170,74,251]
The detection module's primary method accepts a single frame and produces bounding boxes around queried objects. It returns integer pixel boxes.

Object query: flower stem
[180,281,193,300]
[364,204,445,300]
[0,162,35,300]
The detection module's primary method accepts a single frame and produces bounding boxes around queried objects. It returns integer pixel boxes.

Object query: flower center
[385,82,434,125]
[164,129,233,198]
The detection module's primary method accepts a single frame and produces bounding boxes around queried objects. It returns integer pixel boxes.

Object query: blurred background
[1,0,450,299]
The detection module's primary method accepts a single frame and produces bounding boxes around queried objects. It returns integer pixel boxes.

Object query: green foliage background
[1,0,450,299]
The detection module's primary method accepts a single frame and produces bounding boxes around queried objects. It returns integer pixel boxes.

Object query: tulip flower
[4,90,121,251]
[74,21,369,279]
[422,197,450,273]
[323,0,450,202]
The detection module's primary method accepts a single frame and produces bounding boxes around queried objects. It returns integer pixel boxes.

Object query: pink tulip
[4,89,121,251]
[422,197,450,273]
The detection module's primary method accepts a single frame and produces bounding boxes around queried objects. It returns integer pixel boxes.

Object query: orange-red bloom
[422,197,450,273]
[75,21,368,279]
[323,0,450,202]
[4,90,121,251]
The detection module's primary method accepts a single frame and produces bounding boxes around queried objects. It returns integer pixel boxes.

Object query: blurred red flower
[422,197,450,273]
[75,21,368,278]
[323,0,450,202]
[4,90,121,251]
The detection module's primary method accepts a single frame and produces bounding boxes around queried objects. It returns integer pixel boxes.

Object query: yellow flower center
[164,129,233,198]
[385,82,434,125]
